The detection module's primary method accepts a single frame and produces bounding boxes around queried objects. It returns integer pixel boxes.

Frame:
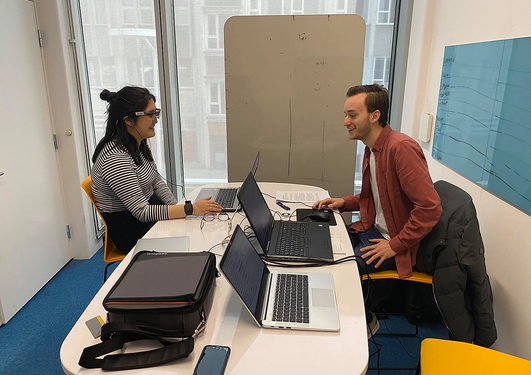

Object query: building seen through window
[79,0,396,195]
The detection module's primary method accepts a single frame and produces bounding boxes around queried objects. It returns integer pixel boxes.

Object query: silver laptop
[220,225,340,331]
[132,236,190,255]
[194,151,260,212]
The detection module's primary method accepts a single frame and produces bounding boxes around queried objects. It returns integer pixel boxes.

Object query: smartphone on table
[193,345,231,375]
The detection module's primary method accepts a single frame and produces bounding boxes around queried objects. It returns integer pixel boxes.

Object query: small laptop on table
[237,172,334,262]
[194,152,260,211]
[220,225,340,331]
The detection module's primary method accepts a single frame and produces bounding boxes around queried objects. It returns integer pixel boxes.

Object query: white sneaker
[367,312,380,339]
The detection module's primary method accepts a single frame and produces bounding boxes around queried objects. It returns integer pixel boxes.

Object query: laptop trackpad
[312,288,335,308]
[194,188,217,202]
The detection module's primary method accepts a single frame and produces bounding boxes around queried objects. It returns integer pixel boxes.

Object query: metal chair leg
[374,313,419,337]
[369,366,418,371]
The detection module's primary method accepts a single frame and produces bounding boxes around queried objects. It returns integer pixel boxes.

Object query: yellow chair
[421,338,531,374]
[363,270,434,372]
[81,176,125,282]
[362,270,433,284]
[362,270,433,337]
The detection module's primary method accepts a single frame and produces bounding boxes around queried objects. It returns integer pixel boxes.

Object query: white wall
[403,0,531,360]
[34,0,101,259]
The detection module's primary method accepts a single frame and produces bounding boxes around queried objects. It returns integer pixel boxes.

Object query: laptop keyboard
[276,221,309,257]
[215,188,237,208]
[272,274,309,324]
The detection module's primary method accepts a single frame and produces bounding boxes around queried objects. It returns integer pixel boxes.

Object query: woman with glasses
[91,86,222,254]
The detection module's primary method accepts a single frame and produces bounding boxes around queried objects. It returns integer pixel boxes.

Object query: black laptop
[237,173,334,262]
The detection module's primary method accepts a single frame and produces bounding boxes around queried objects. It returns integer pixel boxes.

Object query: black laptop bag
[79,251,217,371]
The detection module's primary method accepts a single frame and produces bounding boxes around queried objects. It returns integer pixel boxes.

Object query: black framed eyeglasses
[200,212,231,231]
[134,108,161,119]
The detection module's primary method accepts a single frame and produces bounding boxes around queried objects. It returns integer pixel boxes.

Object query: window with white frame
[377,0,395,24]
[177,58,193,87]
[94,0,107,24]
[139,0,154,25]
[78,0,164,176]
[280,0,304,15]
[100,57,117,88]
[208,81,226,115]
[373,57,391,87]
[179,90,194,119]
[291,0,304,14]
[121,0,135,25]
[335,0,348,14]
[181,117,197,131]
[86,56,117,88]
[250,0,261,15]
[175,1,192,58]
[86,56,99,85]
[75,0,400,197]
[80,0,91,24]
[206,14,231,50]
[356,0,369,23]
[126,58,141,85]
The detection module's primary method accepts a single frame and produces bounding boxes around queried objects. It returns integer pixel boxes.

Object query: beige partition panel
[225,15,365,199]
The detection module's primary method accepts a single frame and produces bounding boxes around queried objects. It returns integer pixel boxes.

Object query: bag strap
[78,320,205,371]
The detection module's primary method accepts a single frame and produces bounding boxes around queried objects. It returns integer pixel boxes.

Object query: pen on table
[276,201,291,211]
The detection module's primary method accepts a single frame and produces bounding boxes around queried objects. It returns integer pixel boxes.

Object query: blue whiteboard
[433,37,531,216]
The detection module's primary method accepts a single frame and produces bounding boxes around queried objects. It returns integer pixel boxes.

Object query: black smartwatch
[184,200,194,216]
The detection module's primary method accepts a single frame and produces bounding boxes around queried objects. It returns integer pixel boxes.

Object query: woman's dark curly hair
[92,86,156,165]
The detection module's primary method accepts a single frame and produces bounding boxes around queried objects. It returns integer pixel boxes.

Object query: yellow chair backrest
[81,176,125,264]
[361,270,433,284]
[421,338,531,374]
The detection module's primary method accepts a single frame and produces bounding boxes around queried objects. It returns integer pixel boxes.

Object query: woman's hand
[192,197,223,216]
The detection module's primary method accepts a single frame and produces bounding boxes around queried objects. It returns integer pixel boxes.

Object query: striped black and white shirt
[91,141,178,222]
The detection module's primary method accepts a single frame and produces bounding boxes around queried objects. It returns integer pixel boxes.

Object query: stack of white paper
[275,190,330,203]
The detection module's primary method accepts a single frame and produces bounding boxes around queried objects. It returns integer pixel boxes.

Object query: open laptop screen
[237,173,273,250]
[220,226,267,317]
[251,151,260,177]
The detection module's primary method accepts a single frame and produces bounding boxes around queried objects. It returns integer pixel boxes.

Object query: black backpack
[79,251,217,371]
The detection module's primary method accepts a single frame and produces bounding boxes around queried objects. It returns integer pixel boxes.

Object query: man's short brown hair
[346,84,389,127]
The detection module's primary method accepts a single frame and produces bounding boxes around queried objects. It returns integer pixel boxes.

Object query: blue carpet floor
[0,247,118,375]
[367,315,449,374]
[0,248,447,374]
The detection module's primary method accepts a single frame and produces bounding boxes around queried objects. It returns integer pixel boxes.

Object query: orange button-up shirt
[342,125,442,278]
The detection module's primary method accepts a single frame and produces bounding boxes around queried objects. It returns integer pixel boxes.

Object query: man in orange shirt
[314,84,442,335]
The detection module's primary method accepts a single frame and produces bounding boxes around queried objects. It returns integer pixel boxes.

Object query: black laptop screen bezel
[237,172,275,252]
[220,226,270,323]
[251,151,260,177]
